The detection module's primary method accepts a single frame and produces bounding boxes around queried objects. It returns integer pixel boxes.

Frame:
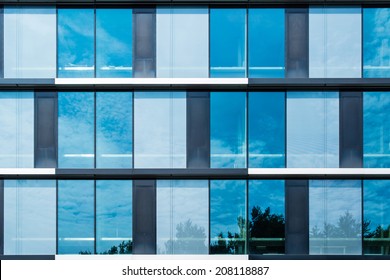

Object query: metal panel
[286,9,308,78]
[0,180,3,255]
[340,92,363,168]
[187,92,210,168]
[132,180,156,254]
[133,9,156,78]
[35,92,58,168]
[285,180,309,255]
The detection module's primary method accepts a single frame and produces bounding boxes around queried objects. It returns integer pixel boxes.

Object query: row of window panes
[3,6,390,78]
[4,179,389,255]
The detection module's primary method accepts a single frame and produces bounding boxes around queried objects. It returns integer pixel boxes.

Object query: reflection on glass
[210,180,246,254]
[0,91,34,168]
[4,180,56,255]
[248,180,285,254]
[364,180,390,255]
[4,7,56,78]
[58,180,95,254]
[157,180,209,254]
[211,92,246,168]
[309,180,362,255]
[287,92,339,168]
[210,9,246,78]
[156,7,208,78]
[134,91,186,168]
[58,9,94,78]
[249,92,285,168]
[363,92,390,167]
[363,8,390,77]
[58,92,95,168]
[96,9,132,78]
[96,92,132,168]
[309,7,361,78]
[96,180,132,254]
[248,9,285,78]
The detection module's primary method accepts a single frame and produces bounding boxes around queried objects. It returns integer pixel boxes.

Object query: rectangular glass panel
[96,9,132,78]
[248,9,285,78]
[58,180,94,254]
[4,180,56,255]
[210,180,246,254]
[96,180,132,254]
[156,7,208,78]
[58,92,94,168]
[287,92,339,168]
[211,92,246,168]
[248,180,285,254]
[58,9,94,78]
[96,92,132,168]
[363,8,390,78]
[309,7,362,78]
[249,92,285,168]
[363,180,390,255]
[4,6,56,78]
[0,91,34,168]
[309,180,362,255]
[210,8,246,78]
[134,91,186,168]
[157,180,209,254]
[364,92,390,167]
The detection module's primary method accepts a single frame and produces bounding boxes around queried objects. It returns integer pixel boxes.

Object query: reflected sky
[96,9,132,78]
[211,92,246,168]
[248,9,285,78]
[364,180,390,231]
[249,92,285,168]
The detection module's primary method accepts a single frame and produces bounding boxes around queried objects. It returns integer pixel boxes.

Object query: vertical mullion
[0,180,4,255]
[56,180,58,255]
[94,180,97,255]
[94,92,97,169]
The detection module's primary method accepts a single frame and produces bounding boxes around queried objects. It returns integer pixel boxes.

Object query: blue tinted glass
[249,92,285,168]
[248,180,285,254]
[363,8,390,77]
[96,9,132,78]
[58,92,95,168]
[210,9,246,78]
[58,180,94,254]
[96,180,132,254]
[248,9,285,78]
[210,180,246,254]
[363,180,390,255]
[211,92,246,168]
[58,9,94,78]
[96,92,132,168]
[363,92,390,167]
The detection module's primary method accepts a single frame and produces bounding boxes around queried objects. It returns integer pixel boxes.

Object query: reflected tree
[310,211,361,238]
[210,216,246,254]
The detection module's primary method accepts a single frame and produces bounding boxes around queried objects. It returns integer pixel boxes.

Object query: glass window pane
[4,7,56,78]
[58,92,95,168]
[96,92,132,168]
[248,9,285,78]
[96,9,132,78]
[364,92,390,167]
[248,180,285,254]
[287,92,339,168]
[0,91,34,168]
[309,8,361,78]
[363,8,390,78]
[58,9,94,78]
[134,91,186,168]
[210,9,246,78]
[157,180,209,254]
[249,92,285,168]
[4,180,56,255]
[364,180,390,255]
[309,180,362,255]
[156,7,208,78]
[96,180,132,254]
[58,180,95,254]
[210,180,246,254]
[211,92,246,168]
